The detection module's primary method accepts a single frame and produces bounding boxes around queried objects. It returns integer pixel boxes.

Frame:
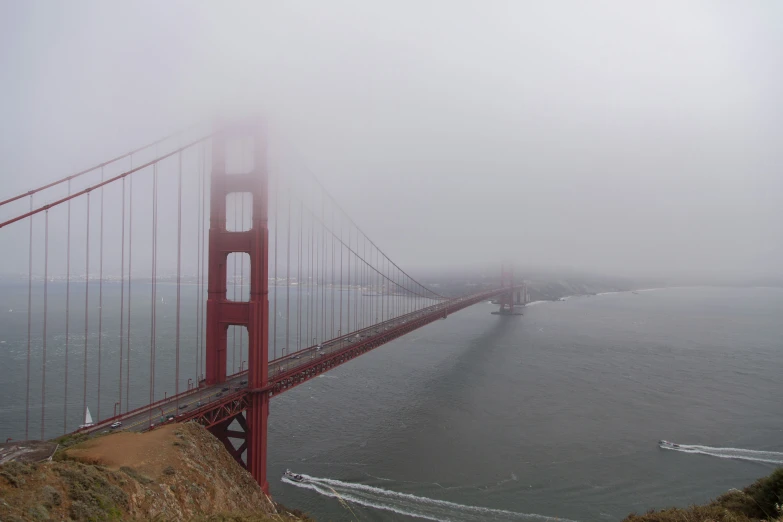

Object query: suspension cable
[0,124,203,208]
[0,135,211,230]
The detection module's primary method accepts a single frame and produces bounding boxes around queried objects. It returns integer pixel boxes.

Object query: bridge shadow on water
[420,313,523,400]
[338,312,539,503]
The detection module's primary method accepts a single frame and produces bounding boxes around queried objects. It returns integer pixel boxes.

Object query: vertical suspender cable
[285,191,291,354]
[64,183,71,433]
[339,212,343,335]
[331,207,335,338]
[232,193,237,372]
[307,201,315,344]
[310,209,314,345]
[314,199,319,343]
[175,152,182,405]
[97,168,104,420]
[83,192,91,421]
[297,200,302,351]
[119,177,125,415]
[41,209,49,439]
[305,200,310,347]
[273,170,278,360]
[346,225,350,335]
[25,196,33,440]
[126,164,133,413]
[195,145,202,383]
[240,192,245,366]
[149,162,157,418]
[321,199,325,340]
[200,145,207,378]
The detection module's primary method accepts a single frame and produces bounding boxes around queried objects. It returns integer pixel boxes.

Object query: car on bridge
[110,421,122,429]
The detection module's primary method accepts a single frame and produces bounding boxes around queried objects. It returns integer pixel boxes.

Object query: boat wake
[281,473,576,522]
[660,443,783,464]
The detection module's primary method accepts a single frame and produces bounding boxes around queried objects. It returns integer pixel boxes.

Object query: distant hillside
[524,277,634,301]
[423,270,651,301]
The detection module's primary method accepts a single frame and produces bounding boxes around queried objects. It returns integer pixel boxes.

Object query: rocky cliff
[0,423,308,521]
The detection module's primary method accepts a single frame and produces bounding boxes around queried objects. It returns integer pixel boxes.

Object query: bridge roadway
[82,286,518,436]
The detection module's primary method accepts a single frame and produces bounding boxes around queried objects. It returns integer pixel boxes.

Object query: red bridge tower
[205,122,270,492]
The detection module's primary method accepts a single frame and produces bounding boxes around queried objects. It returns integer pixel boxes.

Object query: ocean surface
[1,285,782,521]
[269,287,783,521]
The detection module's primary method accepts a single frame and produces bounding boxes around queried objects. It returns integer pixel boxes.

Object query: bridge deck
[82,286,519,435]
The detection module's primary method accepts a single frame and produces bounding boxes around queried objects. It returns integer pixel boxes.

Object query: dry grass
[0,423,311,521]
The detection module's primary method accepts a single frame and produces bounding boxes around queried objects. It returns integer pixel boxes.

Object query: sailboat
[78,407,94,429]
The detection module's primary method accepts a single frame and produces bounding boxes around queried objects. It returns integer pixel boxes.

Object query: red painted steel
[264,287,511,396]
[205,122,270,493]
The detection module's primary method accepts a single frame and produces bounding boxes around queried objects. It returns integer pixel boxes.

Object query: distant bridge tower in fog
[514,284,528,305]
[493,264,526,315]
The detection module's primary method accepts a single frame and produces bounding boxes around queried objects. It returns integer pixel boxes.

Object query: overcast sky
[1,1,781,280]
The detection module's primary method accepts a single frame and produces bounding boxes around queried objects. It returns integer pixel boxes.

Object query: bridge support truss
[205,122,270,492]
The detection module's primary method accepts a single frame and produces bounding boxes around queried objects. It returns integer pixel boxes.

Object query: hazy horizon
[1,2,781,282]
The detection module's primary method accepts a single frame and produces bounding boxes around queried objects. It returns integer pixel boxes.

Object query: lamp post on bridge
[113,402,119,418]
[187,378,193,391]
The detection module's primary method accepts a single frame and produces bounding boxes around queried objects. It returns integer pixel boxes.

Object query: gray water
[1,285,782,520]
[0,280,435,438]
[267,287,783,521]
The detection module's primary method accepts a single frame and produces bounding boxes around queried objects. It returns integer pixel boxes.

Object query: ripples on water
[2,285,782,521]
[283,473,578,522]
[269,287,783,521]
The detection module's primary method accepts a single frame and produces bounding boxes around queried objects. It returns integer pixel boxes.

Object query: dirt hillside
[0,423,309,521]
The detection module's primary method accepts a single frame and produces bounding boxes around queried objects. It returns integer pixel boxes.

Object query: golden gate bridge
[0,120,525,492]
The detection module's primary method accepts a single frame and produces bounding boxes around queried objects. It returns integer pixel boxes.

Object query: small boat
[659,439,680,448]
[284,469,304,482]
[79,407,95,429]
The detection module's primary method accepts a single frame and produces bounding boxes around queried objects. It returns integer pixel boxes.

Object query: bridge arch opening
[226,252,250,302]
[224,135,256,174]
[225,192,253,232]
[226,325,249,376]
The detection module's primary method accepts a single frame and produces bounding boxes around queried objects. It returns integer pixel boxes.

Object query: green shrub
[624,468,783,522]
[120,465,154,485]
[41,484,62,507]
[27,504,49,521]
[738,467,783,519]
